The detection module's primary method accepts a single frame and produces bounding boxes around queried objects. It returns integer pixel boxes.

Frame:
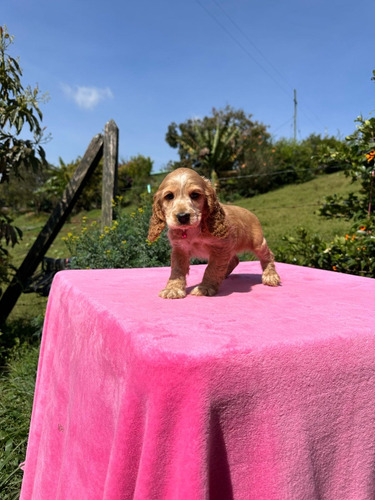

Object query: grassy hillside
[235,171,359,249]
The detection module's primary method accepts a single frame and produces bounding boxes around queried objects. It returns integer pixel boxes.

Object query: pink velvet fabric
[20,262,375,499]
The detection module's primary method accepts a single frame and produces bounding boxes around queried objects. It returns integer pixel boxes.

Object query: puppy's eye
[190,192,200,200]
[165,193,174,201]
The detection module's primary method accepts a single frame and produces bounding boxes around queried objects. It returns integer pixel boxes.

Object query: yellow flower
[138,207,144,214]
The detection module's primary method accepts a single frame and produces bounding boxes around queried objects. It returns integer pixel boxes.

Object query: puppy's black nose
[177,212,190,225]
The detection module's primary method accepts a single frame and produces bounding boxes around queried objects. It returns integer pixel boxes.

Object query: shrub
[277,222,375,278]
[317,115,375,219]
[64,200,171,270]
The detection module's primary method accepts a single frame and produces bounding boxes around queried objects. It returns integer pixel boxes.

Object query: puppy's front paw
[262,270,281,287]
[159,287,186,299]
[191,284,218,297]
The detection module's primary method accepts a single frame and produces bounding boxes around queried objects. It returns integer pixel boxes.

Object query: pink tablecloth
[20,262,375,500]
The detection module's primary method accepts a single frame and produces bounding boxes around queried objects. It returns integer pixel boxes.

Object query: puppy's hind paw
[159,288,186,299]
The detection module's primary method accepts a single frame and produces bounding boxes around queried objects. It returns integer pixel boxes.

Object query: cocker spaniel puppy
[148,168,280,299]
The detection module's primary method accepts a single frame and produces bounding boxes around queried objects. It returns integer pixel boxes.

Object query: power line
[211,0,294,93]
[194,0,327,136]
[272,116,294,134]
[194,0,291,99]
[217,164,342,183]
[112,164,344,197]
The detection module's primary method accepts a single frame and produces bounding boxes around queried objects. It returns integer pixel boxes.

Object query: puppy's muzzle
[177,212,190,225]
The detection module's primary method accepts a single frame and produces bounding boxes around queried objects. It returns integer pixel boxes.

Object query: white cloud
[61,84,113,110]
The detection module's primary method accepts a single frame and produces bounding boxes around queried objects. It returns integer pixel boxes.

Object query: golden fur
[148,167,280,298]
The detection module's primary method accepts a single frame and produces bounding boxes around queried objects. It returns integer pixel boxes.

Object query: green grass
[0,171,360,498]
[11,208,103,265]
[7,209,103,321]
[235,171,359,250]
[0,343,40,499]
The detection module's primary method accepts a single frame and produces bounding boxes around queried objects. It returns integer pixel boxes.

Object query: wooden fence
[0,120,119,324]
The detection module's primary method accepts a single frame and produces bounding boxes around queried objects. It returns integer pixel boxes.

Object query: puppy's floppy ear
[148,191,166,241]
[203,178,229,238]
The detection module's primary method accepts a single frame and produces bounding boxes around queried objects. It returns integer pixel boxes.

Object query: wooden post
[102,120,119,230]
[0,134,104,324]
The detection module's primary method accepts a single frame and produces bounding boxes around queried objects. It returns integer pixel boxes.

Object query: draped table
[20,262,375,499]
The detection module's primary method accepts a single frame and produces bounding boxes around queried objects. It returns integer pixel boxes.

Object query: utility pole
[293,89,297,141]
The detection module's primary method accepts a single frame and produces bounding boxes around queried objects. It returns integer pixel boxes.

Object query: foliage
[0,25,48,297]
[64,199,171,270]
[166,105,343,200]
[277,222,375,277]
[317,114,375,219]
[0,26,48,184]
[0,163,55,213]
[166,105,271,179]
[50,157,103,212]
[25,154,155,214]
[0,212,22,297]
[118,155,153,205]
[218,133,342,200]
[273,134,342,181]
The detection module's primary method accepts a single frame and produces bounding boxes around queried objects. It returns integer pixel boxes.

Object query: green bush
[65,200,171,270]
[277,222,375,277]
[317,114,375,219]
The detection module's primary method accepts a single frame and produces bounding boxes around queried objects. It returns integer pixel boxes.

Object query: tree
[0,25,48,296]
[118,155,153,204]
[0,26,48,183]
[165,106,271,179]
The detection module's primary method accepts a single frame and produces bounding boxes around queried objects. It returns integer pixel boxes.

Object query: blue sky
[3,0,375,172]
